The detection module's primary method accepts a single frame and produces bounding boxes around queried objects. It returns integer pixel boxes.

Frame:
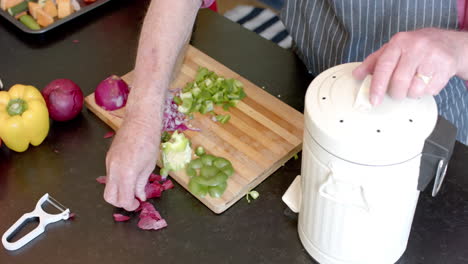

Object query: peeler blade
[46,195,68,213]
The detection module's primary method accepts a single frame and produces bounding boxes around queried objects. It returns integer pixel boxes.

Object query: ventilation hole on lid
[332,76,336,78]
[377,129,381,133]
[322,97,326,100]
[409,119,413,122]
[339,120,344,123]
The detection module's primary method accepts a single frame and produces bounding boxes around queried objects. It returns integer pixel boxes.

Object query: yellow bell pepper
[0,84,49,152]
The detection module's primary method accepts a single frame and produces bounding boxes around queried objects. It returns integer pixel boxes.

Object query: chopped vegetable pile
[186,147,234,198]
[93,67,245,230]
[96,173,173,231]
[2,0,92,30]
[174,67,246,123]
[157,67,245,198]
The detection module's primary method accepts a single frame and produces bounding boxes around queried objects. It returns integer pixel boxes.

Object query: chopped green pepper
[246,190,260,203]
[200,166,219,178]
[186,151,235,198]
[178,67,247,123]
[161,131,171,143]
[201,154,216,166]
[208,182,227,198]
[213,157,230,169]
[173,96,182,105]
[215,114,231,124]
[189,179,208,197]
[193,172,227,186]
[195,146,205,156]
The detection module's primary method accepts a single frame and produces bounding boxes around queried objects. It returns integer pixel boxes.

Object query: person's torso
[280,0,467,144]
[280,0,458,75]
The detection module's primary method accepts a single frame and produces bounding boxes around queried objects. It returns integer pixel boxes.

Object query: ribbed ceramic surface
[298,129,421,263]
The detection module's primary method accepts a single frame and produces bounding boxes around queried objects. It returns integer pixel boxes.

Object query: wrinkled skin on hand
[353,28,467,105]
[104,119,160,211]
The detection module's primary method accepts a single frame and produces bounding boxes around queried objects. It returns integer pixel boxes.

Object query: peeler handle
[1,212,46,251]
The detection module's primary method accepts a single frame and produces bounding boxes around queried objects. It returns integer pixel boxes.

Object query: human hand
[103,119,160,211]
[353,28,464,105]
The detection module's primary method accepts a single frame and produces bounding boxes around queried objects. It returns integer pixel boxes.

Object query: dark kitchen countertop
[0,1,467,263]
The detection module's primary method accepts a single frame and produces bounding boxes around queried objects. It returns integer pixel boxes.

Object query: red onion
[42,79,84,122]
[95,75,129,111]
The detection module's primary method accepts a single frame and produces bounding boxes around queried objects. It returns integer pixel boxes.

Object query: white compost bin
[283,63,457,264]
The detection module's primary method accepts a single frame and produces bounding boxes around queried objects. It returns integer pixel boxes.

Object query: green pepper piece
[222,103,231,111]
[160,167,169,178]
[222,165,234,177]
[183,82,194,92]
[19,15,40,30]
[191,87,201,98]
[201,154,216,166]
[161,131,171,143]
[215,114,231,124]
[213,157,231,169]
[189,179,208,197]
[193,172,228,187]
[212,92,224,104]
[195,146,205,157]
[195,67,210,83]
[208,181,227,198]
[200,166,220,178]
[173,96,182,105]
[177,92,193,113]
[189,158,203,169]
[199,89,211,100]
[186,167,196,177]
[199,100,214,114]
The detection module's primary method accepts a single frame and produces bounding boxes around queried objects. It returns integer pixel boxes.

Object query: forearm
[124,0,202,132]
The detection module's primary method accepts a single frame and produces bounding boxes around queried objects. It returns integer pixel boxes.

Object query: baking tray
[0,0,112,34]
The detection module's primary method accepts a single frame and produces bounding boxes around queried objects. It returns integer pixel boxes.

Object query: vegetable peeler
[2,193,70,251]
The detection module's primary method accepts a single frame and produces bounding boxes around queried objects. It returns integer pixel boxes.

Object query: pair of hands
[103,28,464,211]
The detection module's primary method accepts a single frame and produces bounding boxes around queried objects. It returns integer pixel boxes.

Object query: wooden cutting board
[84,45,304,214]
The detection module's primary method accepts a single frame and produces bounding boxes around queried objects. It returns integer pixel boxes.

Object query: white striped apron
[280,0,468,144]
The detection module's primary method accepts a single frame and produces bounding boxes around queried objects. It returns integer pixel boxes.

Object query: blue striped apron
[280,0,468,144]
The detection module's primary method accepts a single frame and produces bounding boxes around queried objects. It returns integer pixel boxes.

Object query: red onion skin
[42,79,84,122]
[95,75,129,111]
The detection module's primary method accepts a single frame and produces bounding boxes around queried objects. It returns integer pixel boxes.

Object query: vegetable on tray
[0,84,49,152]
[7,0,30,16]
[4,0,83,30]
[19,13,39,29]
[1,0,23,10]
